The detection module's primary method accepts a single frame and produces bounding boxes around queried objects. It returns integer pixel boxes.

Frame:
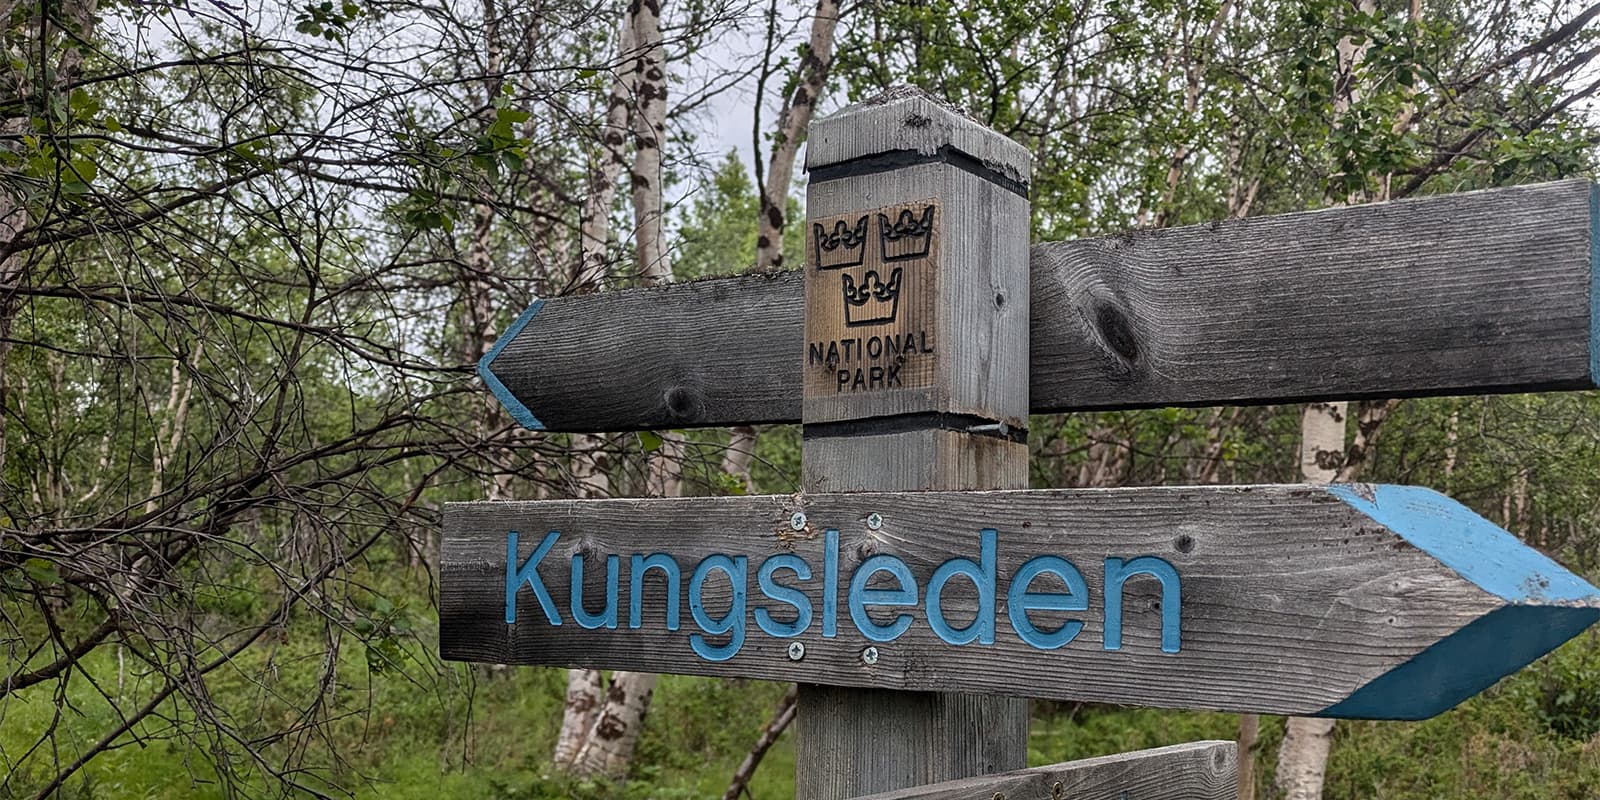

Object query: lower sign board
[440,484,1600,719]
[847,740,1236,800]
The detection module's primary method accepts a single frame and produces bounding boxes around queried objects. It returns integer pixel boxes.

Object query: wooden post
[796,88,1032,798]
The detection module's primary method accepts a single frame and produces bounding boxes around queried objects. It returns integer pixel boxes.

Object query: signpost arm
[844,740,1238,800]
[795,88,1033,798]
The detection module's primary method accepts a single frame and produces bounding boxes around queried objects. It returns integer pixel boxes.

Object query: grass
[7,601,1600,799]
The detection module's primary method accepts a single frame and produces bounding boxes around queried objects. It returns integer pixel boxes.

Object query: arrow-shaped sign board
[440,483,1600,719]
[475,179,1600,433]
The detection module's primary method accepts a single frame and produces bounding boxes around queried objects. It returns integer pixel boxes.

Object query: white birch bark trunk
[753,0,840,272]
[554,669,606,766]
[568,0,672,778]
[554,9,639,771]
[1275,5,1379,789]
[1274,404,1344,798]
[629,0,668,286]
[574,22,635,292]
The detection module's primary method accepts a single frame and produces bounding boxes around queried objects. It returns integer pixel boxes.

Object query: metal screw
[789,511,807,531]
[861,646,879,665]
[865,512,883,530]
[1051,782,1065,800]
[787,641,805,661]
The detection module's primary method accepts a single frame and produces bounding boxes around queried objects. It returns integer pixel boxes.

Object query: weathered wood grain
[477,179,1597,432]
[847,740,1237,800]
[439,483,1600,719]
[797,88,1032,800]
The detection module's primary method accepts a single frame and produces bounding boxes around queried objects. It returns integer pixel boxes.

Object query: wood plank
[847,740,1237,800]
[795,88,1033,800]
[477,179,1597,432]
[439,483,1600,720]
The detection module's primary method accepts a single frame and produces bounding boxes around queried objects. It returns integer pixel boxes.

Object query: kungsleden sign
[439,484,1600,720]
[502,527,1180,661]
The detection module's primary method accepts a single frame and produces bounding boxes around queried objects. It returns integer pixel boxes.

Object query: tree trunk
[554,669,606,766]
[1237,713,1259,800]
[1274,402,1345,798]
[574,21,635,292]
[753,0,841,272]
[554,8,638,772]
[721,426,758,494]
[568,1,673,778]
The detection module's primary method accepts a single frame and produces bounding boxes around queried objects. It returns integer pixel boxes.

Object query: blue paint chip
[1589,182,1600,387]
[1319,484,1600,719]
[478,299,546,431]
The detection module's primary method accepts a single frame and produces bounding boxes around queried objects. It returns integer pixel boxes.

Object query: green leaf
[23,558,60,586]
[69,158,96,184]
[639,431,663,452]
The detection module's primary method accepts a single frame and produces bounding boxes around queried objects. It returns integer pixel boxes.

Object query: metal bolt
[865,512,883,530]
[861,646,879,665]
[787,641,805,661]
[789,511,807,531]
[1051,781,1065,799]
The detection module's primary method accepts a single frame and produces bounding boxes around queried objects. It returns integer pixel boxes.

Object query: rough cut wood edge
[846,740,1237,800]
[805,86,1032,184]
[480,179,1596,431]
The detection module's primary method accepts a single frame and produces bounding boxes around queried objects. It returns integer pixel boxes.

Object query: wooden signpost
[443,484,1600,719]
[478,179,1598,432]
[445,88,1600,799]
[849,740,1237,800]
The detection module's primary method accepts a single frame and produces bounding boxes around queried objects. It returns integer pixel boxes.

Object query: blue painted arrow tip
[477,299,546,431]
[1330,484,1599,604]
[1321,484,1600,719]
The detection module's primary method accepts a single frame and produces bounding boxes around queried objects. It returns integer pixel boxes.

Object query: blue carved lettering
[570,553,620,630]
[754,554,813,637]
[689,555,748,661]
[505,530,561,625]
[927,529,998,645]
[1104,556,1182,653]
[629,553,681,631]
[848,554,917,642]
[1007,555,1088,649]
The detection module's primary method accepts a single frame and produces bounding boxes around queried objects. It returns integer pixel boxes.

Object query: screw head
[787,641,805,661]
[789,511,807,531]
[865,512,883,530]
[861,646,879,665]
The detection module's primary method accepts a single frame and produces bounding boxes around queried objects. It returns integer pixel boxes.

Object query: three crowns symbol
[811,202,935,329]
[842,268,902,327]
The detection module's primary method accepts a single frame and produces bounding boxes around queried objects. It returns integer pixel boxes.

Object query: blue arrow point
[477,299,546,431]
[1318,604,1600,720]
[1320,484,1600,719]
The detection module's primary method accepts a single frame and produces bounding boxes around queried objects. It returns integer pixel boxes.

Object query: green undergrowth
[8,613,1600,799]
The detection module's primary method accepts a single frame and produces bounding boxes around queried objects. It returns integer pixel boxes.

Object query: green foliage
[673,151,804,279]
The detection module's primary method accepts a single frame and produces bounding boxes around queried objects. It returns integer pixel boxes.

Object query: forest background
[6,0,1600,798]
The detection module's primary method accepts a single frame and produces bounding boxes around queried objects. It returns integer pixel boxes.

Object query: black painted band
[804,412,1028,444]
[809,145,1029,199]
